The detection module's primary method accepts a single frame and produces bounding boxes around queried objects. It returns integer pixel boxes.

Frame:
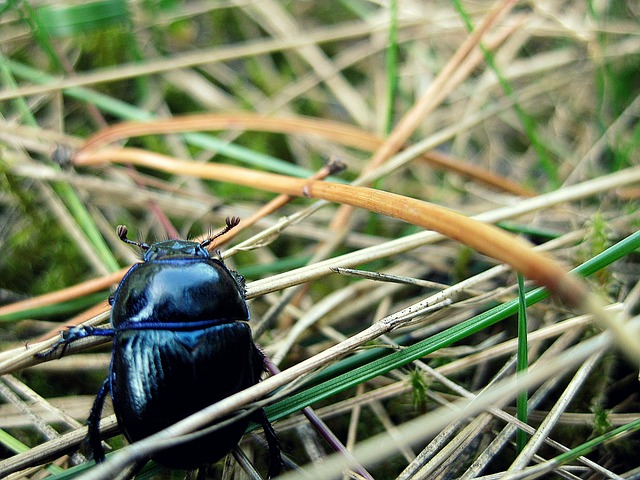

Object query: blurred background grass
[0,1,639,479]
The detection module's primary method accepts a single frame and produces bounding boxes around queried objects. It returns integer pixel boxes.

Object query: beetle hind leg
[252,408,284,479]
[87,378,110,463]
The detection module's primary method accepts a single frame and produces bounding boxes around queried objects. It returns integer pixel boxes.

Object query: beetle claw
[35,336,68,359]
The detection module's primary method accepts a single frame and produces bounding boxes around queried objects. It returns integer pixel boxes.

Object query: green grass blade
[51,181,121,273]
[384,0,399,135]
[266,229,640,421]
[452,0,560,187]
[35,0,130,37]
[516,273,529,452]
[555,418,640,464]
[0,429,64,475]
[0,61,120,273]
[1,58,318,178]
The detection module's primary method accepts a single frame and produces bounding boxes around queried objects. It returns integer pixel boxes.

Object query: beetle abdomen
[111,322,264,468]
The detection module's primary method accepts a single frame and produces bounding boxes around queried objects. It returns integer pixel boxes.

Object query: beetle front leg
[87,378,110,463]
[36,325,115,359]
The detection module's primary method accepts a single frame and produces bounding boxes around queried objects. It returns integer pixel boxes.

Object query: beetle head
[143,240,210,261]
[116,217,241,262]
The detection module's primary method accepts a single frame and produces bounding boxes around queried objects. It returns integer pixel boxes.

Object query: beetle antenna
[200,216,240,249]
[116,225,150,251]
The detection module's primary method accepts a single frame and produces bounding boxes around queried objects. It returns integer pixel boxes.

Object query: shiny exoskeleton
[42,218,282,476]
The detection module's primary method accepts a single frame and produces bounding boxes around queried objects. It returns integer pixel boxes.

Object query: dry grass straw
[0,1,639,479]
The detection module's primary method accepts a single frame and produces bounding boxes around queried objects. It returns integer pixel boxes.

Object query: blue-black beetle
[42,218,283,476]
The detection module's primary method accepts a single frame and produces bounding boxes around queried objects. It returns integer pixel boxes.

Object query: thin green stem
[266,230,640,421]
[516,273,529,453]
[384,0,399,135]
[452,0,560,187]
[555,418,640,464]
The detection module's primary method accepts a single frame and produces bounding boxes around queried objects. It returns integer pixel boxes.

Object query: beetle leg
[36,325,114,359]
[252,408,283,479]
[87,378,110,463]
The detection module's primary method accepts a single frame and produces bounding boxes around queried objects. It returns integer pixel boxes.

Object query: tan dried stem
[330,0,519,230]
[80,113,533,197]
[69,147,640,365]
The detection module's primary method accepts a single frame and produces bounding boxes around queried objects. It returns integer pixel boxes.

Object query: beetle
[40,217,283,477]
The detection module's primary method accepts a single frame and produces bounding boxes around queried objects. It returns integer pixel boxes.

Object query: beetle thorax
[111,258,249,328]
